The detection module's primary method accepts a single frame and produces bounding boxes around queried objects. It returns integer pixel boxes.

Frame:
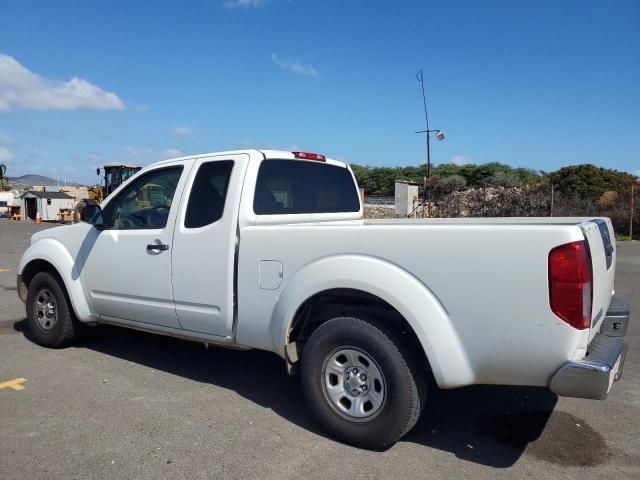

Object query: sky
[0,0,638,184]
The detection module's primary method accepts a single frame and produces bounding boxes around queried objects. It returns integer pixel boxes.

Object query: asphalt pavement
[1,219,639,479]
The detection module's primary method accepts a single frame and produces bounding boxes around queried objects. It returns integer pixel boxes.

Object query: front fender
[270,254,474,388]
[18,238,94,322]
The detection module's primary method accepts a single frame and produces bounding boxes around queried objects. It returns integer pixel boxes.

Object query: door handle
[147,243,169,252]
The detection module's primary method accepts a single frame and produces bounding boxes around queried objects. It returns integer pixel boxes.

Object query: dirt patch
[527,411,611,466]
[483,410,612,466]
[0,319,20,335]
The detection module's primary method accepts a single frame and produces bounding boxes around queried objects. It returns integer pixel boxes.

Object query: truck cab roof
[150,149,349,170]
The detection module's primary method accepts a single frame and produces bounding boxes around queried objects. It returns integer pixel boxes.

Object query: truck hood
[30,222,93,245]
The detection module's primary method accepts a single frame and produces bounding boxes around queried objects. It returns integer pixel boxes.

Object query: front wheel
[26,271,83,348]
[300,316,427,449]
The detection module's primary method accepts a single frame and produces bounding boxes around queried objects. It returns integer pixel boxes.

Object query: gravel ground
[1,219,638,479]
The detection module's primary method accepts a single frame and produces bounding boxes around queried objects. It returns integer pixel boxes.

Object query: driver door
[82,163,190,328]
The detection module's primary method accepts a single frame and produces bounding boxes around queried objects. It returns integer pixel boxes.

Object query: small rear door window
[185,160,234,228]
[254,160,359,215]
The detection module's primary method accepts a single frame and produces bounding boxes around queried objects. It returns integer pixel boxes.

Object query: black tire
[26,271,83,348]
[300,316,427,449]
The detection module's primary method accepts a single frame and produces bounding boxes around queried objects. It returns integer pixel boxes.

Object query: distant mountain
[8,174,80,187]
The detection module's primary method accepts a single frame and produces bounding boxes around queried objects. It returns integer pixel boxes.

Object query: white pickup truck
[17,149,629,448]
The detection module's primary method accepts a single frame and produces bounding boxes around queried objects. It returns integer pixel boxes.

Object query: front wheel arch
[20,259,82,321]
[18,236,95,322]
[25,270,84,347]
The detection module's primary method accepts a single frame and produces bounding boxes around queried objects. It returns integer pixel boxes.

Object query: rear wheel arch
[267,254,473,387]
[286,288,432,380]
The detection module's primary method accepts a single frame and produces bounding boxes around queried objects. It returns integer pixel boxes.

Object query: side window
[102,166,183,230]
[185,160,234,228]
[253,160,360,215]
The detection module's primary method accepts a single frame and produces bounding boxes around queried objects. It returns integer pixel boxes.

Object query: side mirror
[80,204,104,227]
[96,168,101,176]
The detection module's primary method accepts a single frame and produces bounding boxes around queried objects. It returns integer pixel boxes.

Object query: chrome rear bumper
[549,297,629,400]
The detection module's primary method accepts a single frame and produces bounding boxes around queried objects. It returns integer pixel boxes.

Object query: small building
[20,191,75,222]
[395,180,420,216]
[0,190,21,217]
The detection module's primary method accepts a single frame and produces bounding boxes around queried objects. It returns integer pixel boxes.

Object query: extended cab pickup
[17,149,630,448]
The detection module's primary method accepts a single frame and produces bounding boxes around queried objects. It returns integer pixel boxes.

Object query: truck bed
[237,217,615,389]
[365,216,606,225]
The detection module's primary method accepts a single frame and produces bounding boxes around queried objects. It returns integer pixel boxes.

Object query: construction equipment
[0,164,7,190]
[89,164,142,204]
[75,164,141,221]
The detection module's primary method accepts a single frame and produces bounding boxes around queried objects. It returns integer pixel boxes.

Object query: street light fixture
[415,70,446,218]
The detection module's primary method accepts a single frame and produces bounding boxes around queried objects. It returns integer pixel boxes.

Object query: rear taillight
[292,151,326,162]
[548,240,592,330]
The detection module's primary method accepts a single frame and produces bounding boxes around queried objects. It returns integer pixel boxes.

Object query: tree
[352,162,544,196]
[549,164,636,200]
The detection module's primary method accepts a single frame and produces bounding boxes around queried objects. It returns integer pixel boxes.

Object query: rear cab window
[184,160,234,228]
[253,159,360,215]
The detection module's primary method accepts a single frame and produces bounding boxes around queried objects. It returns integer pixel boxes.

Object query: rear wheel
[300,316,427,449]
[26,271,83,348]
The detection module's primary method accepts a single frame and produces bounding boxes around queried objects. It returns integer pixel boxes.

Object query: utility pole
[415,70,445,218]
[631,183,635,241]
[417,70,430,218]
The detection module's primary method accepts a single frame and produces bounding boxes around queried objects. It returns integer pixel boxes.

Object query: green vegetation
[548,165,637,200]
[352,162,636,198]
[355,162,638,239]
[352,162,542,196]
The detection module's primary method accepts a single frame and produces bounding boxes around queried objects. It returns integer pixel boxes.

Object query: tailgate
[580,218,616,342]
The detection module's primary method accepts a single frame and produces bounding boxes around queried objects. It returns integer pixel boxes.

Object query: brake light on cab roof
[292,151,326,162]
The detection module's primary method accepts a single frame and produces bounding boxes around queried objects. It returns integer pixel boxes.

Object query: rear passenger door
[171,154,249,338]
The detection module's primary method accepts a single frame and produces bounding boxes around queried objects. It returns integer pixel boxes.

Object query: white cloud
[0,145,13,162]
[0,53,125,112]
[121,146,185,165]
[121,146,156,165]
[450,155,471,166]
[0,132,15,162]
[0,132,15,145]
[271,53,318,77]
[162,148,182,158]
[170,126,191,137]
[130,103,149,112]
[224,0,265,9]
